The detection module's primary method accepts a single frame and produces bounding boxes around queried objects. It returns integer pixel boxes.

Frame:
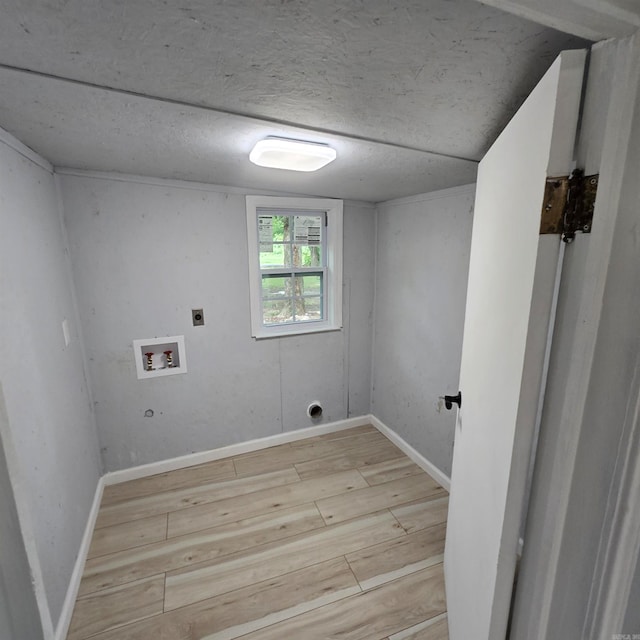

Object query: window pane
[294,273,322,296]
[272,216,291,242]
[261,275,290,298]
[293,244,323,267]
[294,296,322,321]
[293,215,322,245]
[259,244,287,268]
[263,299,293,325]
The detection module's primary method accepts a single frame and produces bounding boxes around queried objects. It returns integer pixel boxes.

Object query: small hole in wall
[144,409,154,418]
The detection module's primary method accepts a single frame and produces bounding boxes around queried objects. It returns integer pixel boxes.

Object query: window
[246,196,343,338]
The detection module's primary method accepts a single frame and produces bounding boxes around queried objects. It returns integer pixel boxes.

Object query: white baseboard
[102,413,450,491]
[368,414,451,491]
[103,415,371,486]
[55,476,105,640]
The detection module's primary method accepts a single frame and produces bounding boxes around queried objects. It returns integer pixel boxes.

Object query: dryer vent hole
[307,403,323,420]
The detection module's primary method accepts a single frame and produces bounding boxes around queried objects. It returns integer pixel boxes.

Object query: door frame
[510,32,640,638]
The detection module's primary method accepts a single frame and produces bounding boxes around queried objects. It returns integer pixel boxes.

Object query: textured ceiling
[0,0,588,202]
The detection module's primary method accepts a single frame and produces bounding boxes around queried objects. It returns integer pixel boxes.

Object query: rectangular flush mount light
[249,137,337,172]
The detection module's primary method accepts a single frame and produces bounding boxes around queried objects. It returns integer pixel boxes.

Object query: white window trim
[246,195,343,339]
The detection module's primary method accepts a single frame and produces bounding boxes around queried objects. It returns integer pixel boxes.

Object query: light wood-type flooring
[67,424,450,640]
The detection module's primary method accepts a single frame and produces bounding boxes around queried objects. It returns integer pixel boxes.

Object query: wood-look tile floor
[67,424,450,640]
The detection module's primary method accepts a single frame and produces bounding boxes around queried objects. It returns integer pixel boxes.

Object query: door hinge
[540,169,599,243]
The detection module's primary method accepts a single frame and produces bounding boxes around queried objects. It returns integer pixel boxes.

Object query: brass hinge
[540,169,599,243]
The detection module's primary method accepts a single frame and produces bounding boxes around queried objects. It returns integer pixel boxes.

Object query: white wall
[59,172,375,471]
[0,386,44,640]
[371,185,475,477]
[0,134,102,629]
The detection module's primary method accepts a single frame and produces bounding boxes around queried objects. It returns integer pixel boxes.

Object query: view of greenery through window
[258,214,324,325]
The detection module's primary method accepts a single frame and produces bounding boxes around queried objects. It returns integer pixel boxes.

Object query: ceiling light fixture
[249,137,337,172]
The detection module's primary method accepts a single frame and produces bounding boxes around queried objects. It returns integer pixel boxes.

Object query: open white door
[444,50,587,640]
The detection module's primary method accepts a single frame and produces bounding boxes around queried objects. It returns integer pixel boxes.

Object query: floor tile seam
[231,442,293,461]
[394,522,449,543]
[343,526,446,568]
[358,465,378,488]
[82,512,170,569]
[78,505,330,597]
[100,429,381,506]
[358,560,446,595]
[99,470,240,507]
[316,495,333,525]
[230,462,302,481]
[165,477,367,539]
[161,511,407,593]
[312,506,409,533]
[232,465,306,479]
[290,447,386,473]
[164,567,369,636]
[288,425,377,445]
[357,452,419,471]
[316,487,448,525]
[75,534,441,636]
[402,490,449,506]
[198,560,445,640]
[163,519,383,583]
[100,467,300,511]
[296,432,393,451]
[164,515,372,580]
[165,502,310,539]
[356,553,446,594]
[299,437,400,460]
[318,473,446,503]
[383,498,451,527]
[71,586,166,640]
[293,449,407,479]
[386,507,406,532]
[290,438,394,462]
[389,492,450,511]
[362,467,429,488]
[387,611,449,640]
[97,472,305,530]
[85,535,163,563]
[100,437,391,513]
[74,571,167,602]
[161,555,361,616]
[342,553,365,593]
[388,505,451,530]
[224,509,411,581]
[159,501,326,545]
[234,442,396,478]
[162,572,167,614]
[288,430,384,449]
[102,459,237,485]
[230,444,299,472]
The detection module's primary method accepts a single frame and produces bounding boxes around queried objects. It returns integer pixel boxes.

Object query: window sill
[252,322,342,340]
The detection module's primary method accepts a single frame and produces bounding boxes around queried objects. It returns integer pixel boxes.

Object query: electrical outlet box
[192,309,205,326]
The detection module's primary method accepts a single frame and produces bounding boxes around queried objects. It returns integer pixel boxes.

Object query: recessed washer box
[133,335,187,380]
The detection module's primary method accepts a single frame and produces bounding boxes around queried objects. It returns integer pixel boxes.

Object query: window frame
[246,195,343,339]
